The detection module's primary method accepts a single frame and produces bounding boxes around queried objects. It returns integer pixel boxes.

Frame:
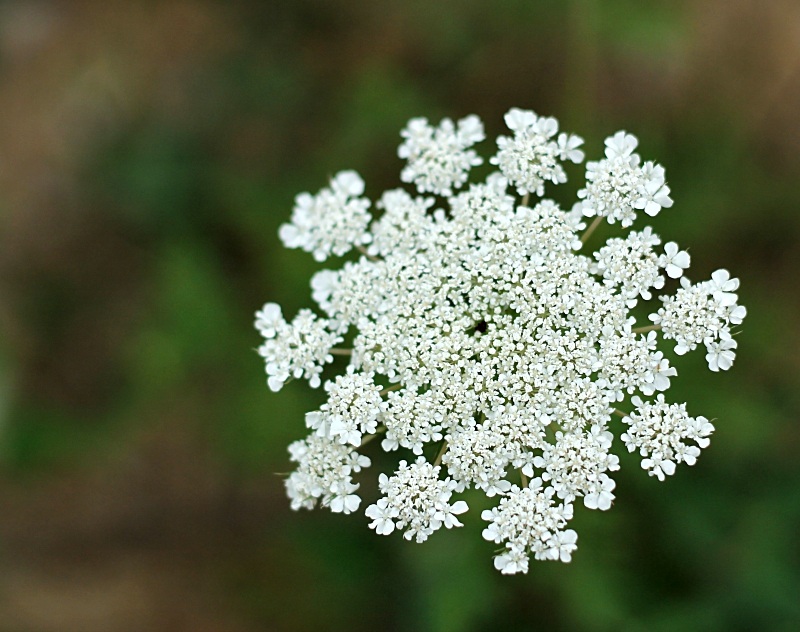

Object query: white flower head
[705,331,738,372]
[534,426,620,510]
[398,115,485,196]
[261,109,746,573]
[255,302,283,339]
[593,226,664,305]
[604,130,639,159]
[279,170,372,262]
[310,269,339,311]
[481,480,576,573]
[651,270,746,368]
[490,108,584,197]
[257,309,342,391]
[319,369,386,446]
[366,458,468,543]
[285,434,370,512]
[578,132,672,228]
[622,395,714,481]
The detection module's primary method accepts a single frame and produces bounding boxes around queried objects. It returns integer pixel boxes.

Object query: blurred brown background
[0,1,798,630]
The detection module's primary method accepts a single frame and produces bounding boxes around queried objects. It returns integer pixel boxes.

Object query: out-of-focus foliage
[0,1,798,630]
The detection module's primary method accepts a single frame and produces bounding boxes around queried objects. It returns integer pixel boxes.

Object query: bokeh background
[0,1,798,630]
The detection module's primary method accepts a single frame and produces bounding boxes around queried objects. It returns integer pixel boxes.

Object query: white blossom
[256,307,342,391]
[368,188,436,257]
[443,425,514,496]
[381,389,444,455]
[398,115,485,196]
[310,269,339,311]
[621,395,714,481]
[533,425,620,510]
[578,132,672,228]
[593,227,664,306]
[366,458,469,543]
[635,162,673,217]
[260,109,747,573]
[279,170,372,262]
[255,302,283,339]
[705,332,738,372]
[641,352,677,396]
[490,108,584,197]
[660,242,690,279]
[707,268,740,306]
[651,269,746,369]
[481,480,576,573]
[544,528,579,563]
[314,369,386,446]
[285,434,370,512]
[604,130,639,159]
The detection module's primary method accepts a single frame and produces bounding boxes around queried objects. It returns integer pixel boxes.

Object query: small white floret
[661,242,690,279]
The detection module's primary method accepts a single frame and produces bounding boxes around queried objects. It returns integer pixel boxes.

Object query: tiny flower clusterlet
[256,109,746,574]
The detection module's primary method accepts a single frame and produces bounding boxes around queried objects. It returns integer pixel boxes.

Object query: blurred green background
[0,1,797,630]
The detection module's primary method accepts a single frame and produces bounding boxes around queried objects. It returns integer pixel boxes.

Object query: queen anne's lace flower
[279,171,373,262]
[307,369,386,446]
[381,389,445,455]
[258,110,747,574]
[490,108,584,197]
[650,271,746,369]
[481,479,576,573]
[398,115,485,196]
[534,426,620,510]
[660,242,690,279]
[578,132,673,228]
[256,304,343,391]
[366,458,469,542]
[286,434,371,513]
[621,395,714,481]
[593,226,664,306]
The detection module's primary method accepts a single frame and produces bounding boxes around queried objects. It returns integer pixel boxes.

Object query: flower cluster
[592,227,690,307]
[621,395,715,481]
[398,115,485,196]
[481,479,577,574]
[279,170,372,262]
[366,458,469,542]
[490,108,585,196]
[651,270,746,370]
[256,304,343,391]
[258,108,746,574]
[285,434,371,513]
[578,132,673,228]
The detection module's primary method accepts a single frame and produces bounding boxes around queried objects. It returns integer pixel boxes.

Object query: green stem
[329,348,352,356]
[433,440,448,467]
[581,215,604,244]
[380,384,402,396]
[520,470,529,488]
[613,409,628,418]
[357,245,380,262]
[632,324,661,334]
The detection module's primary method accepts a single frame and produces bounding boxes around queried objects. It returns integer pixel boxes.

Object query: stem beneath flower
[632,324,661,333]
[521,192,530,207]
[520,470,529,488]
[581,216,604,244]
[433,440,448,467]
[329,348,352,356]
[613,409,628,418]
[357,245,380,262]
[380,384,402,396]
